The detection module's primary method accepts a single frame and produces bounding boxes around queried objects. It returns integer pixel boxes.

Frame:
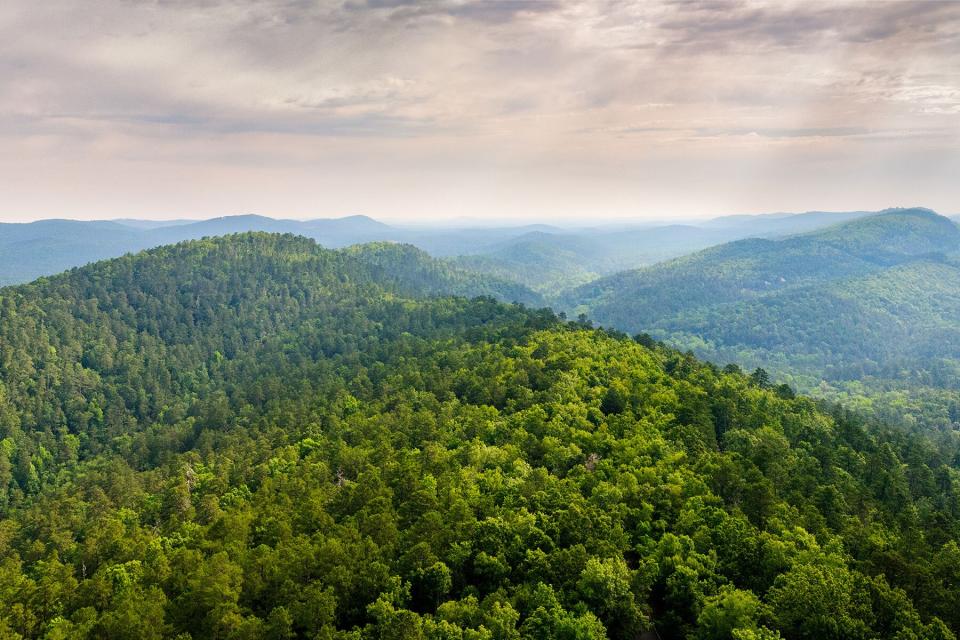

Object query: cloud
[344,0,563,23]
[656,0,960,49]
[0,0,958,220]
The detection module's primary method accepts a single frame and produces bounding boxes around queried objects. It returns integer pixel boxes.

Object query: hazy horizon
[2,0,958,221]
[0,206,948,228]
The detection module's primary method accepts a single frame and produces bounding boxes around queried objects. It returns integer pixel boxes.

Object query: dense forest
[2,233,960,638]
[562,209,960,428]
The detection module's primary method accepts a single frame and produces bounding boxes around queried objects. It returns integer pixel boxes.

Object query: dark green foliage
[634,333,658,349]
[0,233,958,639]
[600,383,628,415]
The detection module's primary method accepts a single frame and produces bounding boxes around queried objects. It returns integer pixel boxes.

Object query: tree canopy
[1,233,959,639]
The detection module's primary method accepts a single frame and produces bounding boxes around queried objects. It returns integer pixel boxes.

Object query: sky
[0,0,958,222]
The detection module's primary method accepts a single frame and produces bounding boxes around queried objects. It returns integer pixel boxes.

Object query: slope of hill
[339,241,544,307]
[808,207,960,260]
[1,233,960,638]
[562,208,960,426]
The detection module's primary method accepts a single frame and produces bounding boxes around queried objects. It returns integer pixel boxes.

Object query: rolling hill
[1,233,959,638]
[561,208,960,426]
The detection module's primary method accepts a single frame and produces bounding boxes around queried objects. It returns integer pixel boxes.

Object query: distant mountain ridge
[1,209,890,287]
[702,209,875,232]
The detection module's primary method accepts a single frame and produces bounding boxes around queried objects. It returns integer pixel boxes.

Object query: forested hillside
[561,209,960,427]
[2,233,960,639]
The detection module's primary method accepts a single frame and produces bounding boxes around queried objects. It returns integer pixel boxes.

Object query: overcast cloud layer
[1,0,958,221]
